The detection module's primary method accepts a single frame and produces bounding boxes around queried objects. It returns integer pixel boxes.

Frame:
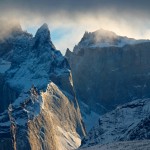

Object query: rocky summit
[0,23,85,150]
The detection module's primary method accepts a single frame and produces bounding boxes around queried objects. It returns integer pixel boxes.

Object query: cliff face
[27,83,84,150]
[0,83,85,150]
[66,30,150,115]
[65,29,150,149]
[0,23,85,150]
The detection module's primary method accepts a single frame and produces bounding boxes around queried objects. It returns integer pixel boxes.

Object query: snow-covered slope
[79,101,99,132]
[79,140,150,150]
[0,23,69,112]
[81,98,150,148]
[0,23,85,150]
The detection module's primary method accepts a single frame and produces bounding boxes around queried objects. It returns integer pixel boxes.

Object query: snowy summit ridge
[73,29,149,54]
[0,22,85,150]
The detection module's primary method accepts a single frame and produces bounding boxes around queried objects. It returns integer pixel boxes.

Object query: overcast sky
[0,0,150,54]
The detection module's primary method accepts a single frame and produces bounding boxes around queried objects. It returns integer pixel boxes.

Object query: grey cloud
[0,0,150,17]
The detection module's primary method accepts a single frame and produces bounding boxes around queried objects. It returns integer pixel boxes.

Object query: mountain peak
[81,29,118,44]
[33,23,56,50]
[73,29,149,54]
[82,29,117,39]
[39,23,49,31]
[34,23,51,43]
[93,29,117,38]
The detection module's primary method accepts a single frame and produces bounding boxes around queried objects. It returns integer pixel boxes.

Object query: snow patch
[57,126,81,150]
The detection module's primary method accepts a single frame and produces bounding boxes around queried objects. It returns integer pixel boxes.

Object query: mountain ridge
[0,23,86,150]
[80,98,150,148]
[66,29,150,131]
[73,29,149,54]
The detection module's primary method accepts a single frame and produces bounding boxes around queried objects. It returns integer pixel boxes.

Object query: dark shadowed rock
[66,30,150,115]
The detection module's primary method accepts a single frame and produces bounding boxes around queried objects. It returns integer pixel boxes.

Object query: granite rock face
[0,23,85,150]
[66,30,150,114]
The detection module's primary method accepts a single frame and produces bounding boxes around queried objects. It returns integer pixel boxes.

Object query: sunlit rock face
[66,29,150,116]
[0,23,85,150]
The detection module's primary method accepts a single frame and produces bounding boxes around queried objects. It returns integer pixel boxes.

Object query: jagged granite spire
[0,23,86,150]
[35,23,50,43]
[33,23,55,50]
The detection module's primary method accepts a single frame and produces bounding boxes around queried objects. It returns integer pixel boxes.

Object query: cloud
[0,0,150,54]
[1,0,150,17]
[0,19,22,41]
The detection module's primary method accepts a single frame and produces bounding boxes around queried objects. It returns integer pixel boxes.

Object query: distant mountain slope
[79,140,150,150]
[0,23,85,150]
[81,98,150,148]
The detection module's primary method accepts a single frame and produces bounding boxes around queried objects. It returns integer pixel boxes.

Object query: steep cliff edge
[0,23,85,150]
[66,29,150,117]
